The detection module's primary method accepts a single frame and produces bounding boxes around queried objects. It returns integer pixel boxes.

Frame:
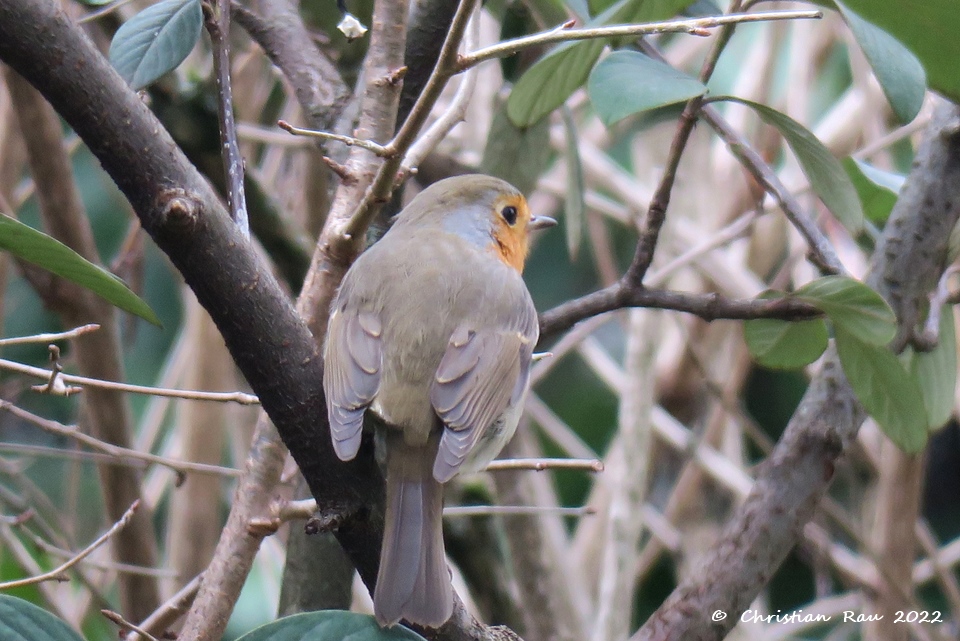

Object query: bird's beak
[528,215,558,231]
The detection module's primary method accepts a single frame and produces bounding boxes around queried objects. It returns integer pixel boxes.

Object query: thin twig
[278,120,392,157]
[205,0,248,236]
[538,283,821,339]
[484,458,605,472]
[0,500,138,590]
[102,609,160,641]
[21,533,177,578]
[457,10,822,71]
[625,8,746,286]
[0,357,260,404]
[124,574,203,641]
[0,324,100,347]
[401,3,482,174]
[236,122,311,147]
[0,401,241,478]
[443,505,595,517]
[340,0,478,240]
[699,102,845,275]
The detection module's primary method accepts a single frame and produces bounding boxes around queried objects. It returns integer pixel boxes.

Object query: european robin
[323,174,555,627]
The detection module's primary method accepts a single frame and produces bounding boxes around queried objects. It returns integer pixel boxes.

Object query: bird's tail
[374,433,452,628]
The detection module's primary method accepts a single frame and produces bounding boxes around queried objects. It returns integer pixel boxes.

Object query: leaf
[831,0,960,104]
[835,2,926,123]
[0,595,86,641]
[744,316,829,370]
[109,0,203,90]
[715,97,864,234]
[907,306,957,431]
[507,0,698,127]
[744,290,828,369]
[235,611,427,641]
[481,105,551,196]
[794,276,895,346]
[560,107,586,260]
[835,328,928,453]
[587,51,706,126]
[841,157,903,225]
[507,38,605,128]
[0,214,161,326]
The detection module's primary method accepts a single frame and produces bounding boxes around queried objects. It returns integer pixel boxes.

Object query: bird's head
[396,174,556,273]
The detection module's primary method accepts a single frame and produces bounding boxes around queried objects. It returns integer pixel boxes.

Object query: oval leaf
[0,595,86,641]
[794,276,895,346]
[836,2,926,123]
[109,0,203,90]
[715,97,864,234]
[842,157,903,225]
[0,214,161,326]
[587,51,706,126]
[835,0,958,104]
[745,317,829,370]
[235,611,427,641]
[835,328,928,453]
[907,306,957,431]
[508,39,604,128]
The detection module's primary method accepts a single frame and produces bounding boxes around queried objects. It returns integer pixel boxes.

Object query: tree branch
[538,283,820,340]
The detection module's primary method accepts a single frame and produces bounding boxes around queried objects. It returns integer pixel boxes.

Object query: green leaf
[835,328,928,453]
[507,0,697,127]
[0,214,161,326]
[842,157,903,225]
[560,107,586,260]
[235,611,427,641]
[716,97,864,234]
[587,51,706,126]
[744,316,829,370]
[835,2,926,123]
[109,0,203,90]
[744,291,828,369]
[831,0,959,104]
[481,105,551,196]
[507,39,605,128]
[795,276,895,346]
[0,595,86,641]
[906,306,957,431]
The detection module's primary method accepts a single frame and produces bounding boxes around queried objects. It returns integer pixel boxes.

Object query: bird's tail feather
[374,435,452,627]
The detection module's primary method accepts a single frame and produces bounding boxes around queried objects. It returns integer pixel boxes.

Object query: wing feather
[323,308,382,461]
[430,303,537,483]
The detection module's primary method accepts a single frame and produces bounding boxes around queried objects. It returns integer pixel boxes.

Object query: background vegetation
[0,0,959,640]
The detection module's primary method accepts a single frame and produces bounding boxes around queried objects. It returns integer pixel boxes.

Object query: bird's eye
[501,205,518,226]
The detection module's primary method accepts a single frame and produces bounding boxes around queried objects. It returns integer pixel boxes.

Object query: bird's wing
[429,308,537,483]
[323,307,382,461]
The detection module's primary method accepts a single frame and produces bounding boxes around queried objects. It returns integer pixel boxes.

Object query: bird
[322,174,555,628]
